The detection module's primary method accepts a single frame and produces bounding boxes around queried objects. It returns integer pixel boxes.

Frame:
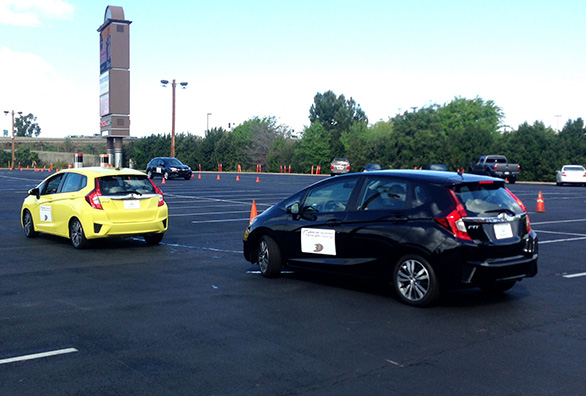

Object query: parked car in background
[21,167,168,249]
[146,157,192,180]
[243,170,538,307]
[556,165,586,186]
[423,164,449,171]
[468,155,520,183]
[363,163,383,172]
[330,158,351,176]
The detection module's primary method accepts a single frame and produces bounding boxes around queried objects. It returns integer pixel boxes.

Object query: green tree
[437,97,503,169]
[200,128,228,171]
[341,120,395,170]
[0,149,11,167]
[15,113,41,137]
[292,122,331,173]
[503,121,559,182]
[15,146,41,167]
[309,90,368,157]
[558,118,585,165]
[391,106,446,168]
[268,135,297,172]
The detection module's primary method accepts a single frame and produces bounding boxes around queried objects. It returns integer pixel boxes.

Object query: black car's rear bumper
[461,253,538,284]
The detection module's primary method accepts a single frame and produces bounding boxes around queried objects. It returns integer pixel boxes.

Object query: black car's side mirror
[299,205,318,221]
[29,187,40,199]
[286,202,299,215]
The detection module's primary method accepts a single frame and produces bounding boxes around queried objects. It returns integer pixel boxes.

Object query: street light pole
[171,79,176,158]
[207,113,212,132]
[161,79,188,158]
[4,110,21,168]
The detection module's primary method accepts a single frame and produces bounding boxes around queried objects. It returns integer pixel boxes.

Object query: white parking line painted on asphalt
[191,218,249,224]
[0,348,78,365]
[539,237,586,244]
[166,193,274,207]
[534,230,586,237]
[170,210,250,217]
[532,218,586,225]
[563,272,586,279]
[161,242,241,254]
[246,270,295,274]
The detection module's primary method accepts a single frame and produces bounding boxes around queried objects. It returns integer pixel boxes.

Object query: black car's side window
[358,179,407,210]
[303,178,357,213]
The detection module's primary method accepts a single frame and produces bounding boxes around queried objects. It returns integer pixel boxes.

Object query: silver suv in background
[330,158,351,176]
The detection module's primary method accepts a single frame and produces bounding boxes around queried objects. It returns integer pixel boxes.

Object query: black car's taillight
[434,190,471,241]
[506,188,531,233]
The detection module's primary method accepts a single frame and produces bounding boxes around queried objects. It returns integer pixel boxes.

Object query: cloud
[0,0,73,27]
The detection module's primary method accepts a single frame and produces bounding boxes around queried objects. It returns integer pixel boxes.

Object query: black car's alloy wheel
[257,235,282,278]
[393,255,439,307]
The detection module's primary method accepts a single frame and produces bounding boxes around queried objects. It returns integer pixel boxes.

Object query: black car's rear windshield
[99,175,156,195]
[454,182,522,216]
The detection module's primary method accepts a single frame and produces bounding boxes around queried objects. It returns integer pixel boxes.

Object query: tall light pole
[207,113,212,132]
[4,110,22,168]
[161,79,188,158]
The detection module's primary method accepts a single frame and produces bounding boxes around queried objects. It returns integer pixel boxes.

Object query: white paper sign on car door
[301,228,336,256]
[40,205,52,222]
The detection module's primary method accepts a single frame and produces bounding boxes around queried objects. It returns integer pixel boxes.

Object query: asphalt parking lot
[0,169,585,396]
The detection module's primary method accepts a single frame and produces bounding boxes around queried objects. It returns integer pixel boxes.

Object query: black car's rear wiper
[482,208,516,216]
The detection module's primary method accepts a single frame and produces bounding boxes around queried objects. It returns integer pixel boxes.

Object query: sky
[1,0,584,138]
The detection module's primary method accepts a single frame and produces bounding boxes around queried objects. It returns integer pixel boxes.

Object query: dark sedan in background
[243,170,538,307]
[146,157,192,180]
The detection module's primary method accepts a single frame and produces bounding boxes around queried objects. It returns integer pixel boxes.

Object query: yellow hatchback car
[21,167,168,249]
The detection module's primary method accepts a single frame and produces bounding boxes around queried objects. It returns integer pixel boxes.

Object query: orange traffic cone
[217,174,221,180]
[191,173,194,178]
[236,175,240,181]
[162,177,166,184]
[256,176,260,183]
[198,174,201,179]
[250,200,258,224]
[536,191,545,212]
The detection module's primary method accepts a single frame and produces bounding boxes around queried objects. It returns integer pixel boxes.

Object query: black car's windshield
[454,183,522,216]
[165,158,183,166]
[99,175,156,195]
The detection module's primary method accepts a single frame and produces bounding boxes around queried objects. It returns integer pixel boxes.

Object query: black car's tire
[392,255,439,307]
[257,235,282,278]
[23,210,39,238]
[479,280,516,293]
[508,177,516,184]
[144,233,164,246]
[184,174,191,180]
[70,218,89,249]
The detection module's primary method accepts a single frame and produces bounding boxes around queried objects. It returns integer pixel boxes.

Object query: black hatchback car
[243,170,538,307]
[146,157,192,180]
